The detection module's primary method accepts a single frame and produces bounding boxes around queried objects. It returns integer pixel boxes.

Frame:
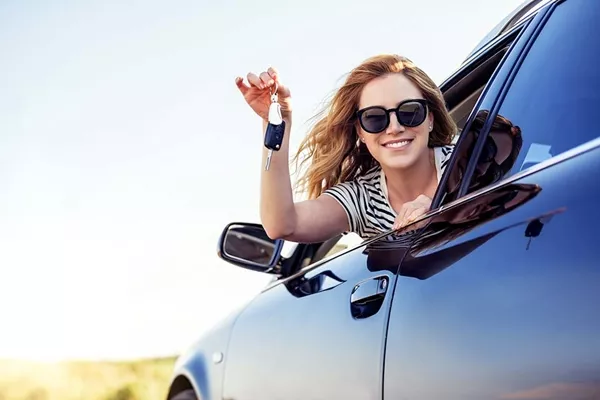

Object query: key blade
[265,150,273,171]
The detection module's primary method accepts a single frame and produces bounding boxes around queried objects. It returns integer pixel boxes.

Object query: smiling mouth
[382,138,414,149]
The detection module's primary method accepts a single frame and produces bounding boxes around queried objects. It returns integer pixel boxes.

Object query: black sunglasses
[356,98,429,134]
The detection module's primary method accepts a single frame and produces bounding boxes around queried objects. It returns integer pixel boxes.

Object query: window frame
[431,1,557,208]
[455,0,559,199]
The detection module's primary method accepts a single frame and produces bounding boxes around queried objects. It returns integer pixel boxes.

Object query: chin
[379,155,419,170]
[376,145,425,170]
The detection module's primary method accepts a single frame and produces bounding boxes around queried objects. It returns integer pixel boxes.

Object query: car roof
[463,0,554,64]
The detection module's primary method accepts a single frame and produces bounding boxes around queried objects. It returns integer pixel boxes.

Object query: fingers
[405,206,428,224]
[267,66,278,80]
[260,71,274,87]
[393,207,427,230]
[245,70,276,90]
[393,211,409,230]
[235,76,250,95]
[246,72,264,89]
[393,201,414,230]
[392,195,432,230]
[236,67,289,96]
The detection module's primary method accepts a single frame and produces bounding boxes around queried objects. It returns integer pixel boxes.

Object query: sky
[0,0,526,361]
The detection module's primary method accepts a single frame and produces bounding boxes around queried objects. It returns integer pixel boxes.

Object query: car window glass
[460,0,600,196]
[442,110,524,204]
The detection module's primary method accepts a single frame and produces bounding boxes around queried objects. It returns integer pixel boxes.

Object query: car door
[220,236,398,400]
[384,0,600,398]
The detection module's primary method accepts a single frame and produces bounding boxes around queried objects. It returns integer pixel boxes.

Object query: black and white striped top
[323,145,454,239]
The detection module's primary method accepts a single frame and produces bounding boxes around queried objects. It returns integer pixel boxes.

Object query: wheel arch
[167,372,197,399]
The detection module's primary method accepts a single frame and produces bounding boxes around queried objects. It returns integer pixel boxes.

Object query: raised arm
[235,68,349,243]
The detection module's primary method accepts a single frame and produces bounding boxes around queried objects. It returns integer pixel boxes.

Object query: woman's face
[356,73,434,171]
[474,129,517,179]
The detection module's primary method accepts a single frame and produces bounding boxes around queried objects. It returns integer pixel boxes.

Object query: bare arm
[236,68,349,243]
[259,117,349,242]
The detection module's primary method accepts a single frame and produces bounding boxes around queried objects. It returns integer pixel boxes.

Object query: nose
[385,111,405,135]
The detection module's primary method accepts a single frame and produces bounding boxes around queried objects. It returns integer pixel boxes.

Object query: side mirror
[217,222,284,274]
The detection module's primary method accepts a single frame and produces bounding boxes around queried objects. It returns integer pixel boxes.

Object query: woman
[235,54,457,243]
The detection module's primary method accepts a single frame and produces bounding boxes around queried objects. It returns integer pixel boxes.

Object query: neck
[382,148,438,204]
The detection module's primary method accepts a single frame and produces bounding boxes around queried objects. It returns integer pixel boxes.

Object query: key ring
[270,81,278,96]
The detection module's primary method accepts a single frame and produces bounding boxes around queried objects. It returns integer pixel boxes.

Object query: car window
[431,26,528,207]
[442,40,514,136]
[285,25,526,269]
[461,0,600,195]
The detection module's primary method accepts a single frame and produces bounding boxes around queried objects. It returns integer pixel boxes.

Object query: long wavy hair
[292,54,458,199]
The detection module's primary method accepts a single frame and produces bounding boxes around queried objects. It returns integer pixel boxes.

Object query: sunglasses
[356,98,429,134]
[479,136,498,163]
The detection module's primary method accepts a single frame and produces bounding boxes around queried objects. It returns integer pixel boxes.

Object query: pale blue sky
[0,0,525,360]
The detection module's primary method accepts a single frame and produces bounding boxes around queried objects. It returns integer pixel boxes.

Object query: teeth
[384,140,410,148]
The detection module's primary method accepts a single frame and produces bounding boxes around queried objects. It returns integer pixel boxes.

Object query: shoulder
[434,143,455,171]
[322,166,381,236]
[354,165,382,187]
[435,143,455,159]
[325,165,381,193]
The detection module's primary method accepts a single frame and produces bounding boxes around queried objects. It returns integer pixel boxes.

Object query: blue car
[166,0,600,398]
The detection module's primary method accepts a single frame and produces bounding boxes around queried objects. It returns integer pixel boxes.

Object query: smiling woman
[235,54,458,243]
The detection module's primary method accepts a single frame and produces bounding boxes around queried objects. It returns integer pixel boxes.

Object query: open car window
[460,0,600,197]
[309,24,528,265]
[436,0,600,206]
[432,15,534,208]
[440,24,523,137]
[301,28,526,269]
[279,19,531,273]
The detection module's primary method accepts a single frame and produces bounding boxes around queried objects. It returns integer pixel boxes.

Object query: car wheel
[171,389,198,400]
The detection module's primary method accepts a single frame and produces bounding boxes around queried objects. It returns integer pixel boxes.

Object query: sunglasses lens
[480,137,498,162]
[397,101,427,127]
[360,108,389,133]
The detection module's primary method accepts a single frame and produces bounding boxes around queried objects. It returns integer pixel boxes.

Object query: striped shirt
[323,145,454,239]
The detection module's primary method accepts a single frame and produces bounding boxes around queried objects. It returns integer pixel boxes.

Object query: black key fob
[264,121,286,151]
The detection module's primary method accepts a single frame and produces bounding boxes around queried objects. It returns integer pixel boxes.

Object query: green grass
[0,356,177,400]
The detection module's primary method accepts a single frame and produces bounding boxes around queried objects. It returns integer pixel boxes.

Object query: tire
[171,389,198,400]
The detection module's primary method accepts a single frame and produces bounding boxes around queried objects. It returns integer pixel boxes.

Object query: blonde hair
[292,54,458,199]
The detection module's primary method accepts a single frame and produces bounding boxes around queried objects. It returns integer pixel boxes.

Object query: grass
[0,356,177,400]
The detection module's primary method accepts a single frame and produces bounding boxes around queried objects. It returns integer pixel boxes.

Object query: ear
[428,111,434,132]
[354,122,366,143]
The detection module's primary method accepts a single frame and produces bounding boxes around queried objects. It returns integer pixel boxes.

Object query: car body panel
[385,0,600,396]
[221,247,401,400]
[168,305,246,400]
[384,144,600,400]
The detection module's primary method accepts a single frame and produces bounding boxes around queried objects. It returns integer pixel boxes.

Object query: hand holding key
[235,67,292,122]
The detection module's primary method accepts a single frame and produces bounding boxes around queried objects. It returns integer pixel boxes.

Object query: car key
[264,87,285,171]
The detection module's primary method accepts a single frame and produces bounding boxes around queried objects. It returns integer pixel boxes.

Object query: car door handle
[350,276,389,319]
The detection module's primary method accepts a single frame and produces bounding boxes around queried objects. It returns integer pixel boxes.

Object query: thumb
[269,73,291,99]
[276,80,291,98]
